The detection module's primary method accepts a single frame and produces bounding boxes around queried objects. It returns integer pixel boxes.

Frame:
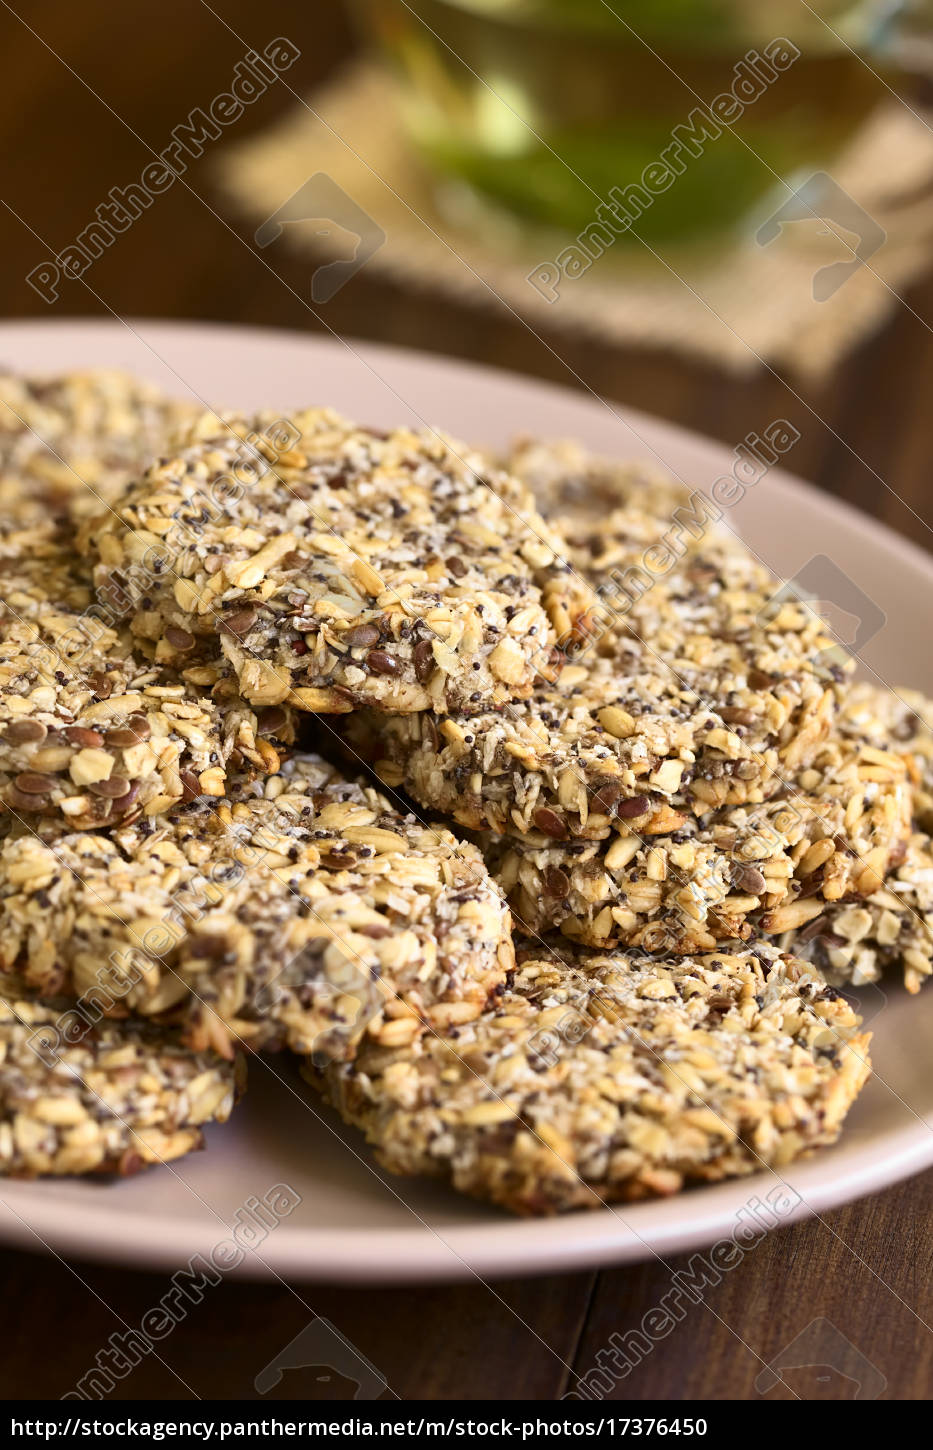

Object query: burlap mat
[220,62,933,377]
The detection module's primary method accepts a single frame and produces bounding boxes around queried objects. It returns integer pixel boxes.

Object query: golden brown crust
[317,941,870,1214]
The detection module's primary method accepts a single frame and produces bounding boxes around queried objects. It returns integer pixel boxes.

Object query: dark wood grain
[0,0,931,1404]
[570,1173,933,1401]
[0,1243,594,1400]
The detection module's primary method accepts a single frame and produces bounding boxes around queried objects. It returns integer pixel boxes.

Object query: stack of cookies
[0,369,927,1214]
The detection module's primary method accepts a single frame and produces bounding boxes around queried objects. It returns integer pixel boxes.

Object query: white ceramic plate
[1,318,931,1283]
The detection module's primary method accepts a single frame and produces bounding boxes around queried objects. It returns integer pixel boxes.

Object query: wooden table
[0,0,931,1403]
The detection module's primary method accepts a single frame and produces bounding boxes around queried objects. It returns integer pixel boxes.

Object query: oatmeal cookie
[0,996,240,1177]
[0,630,291,834]
[86,409,587,714]
[484,729,911,951]
[343,650,839,839]
[315,942,869,1214]
[0,369,198,527]
[0,755,512,1061]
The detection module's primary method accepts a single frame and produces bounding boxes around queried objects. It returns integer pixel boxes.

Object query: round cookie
[780,681,933,993]
[484,729,911,951]
[343,647,840,839]
[86,408,587,714]
[0,755,513,1061]
[0,996,240,1177]
[315,942,870,1214]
